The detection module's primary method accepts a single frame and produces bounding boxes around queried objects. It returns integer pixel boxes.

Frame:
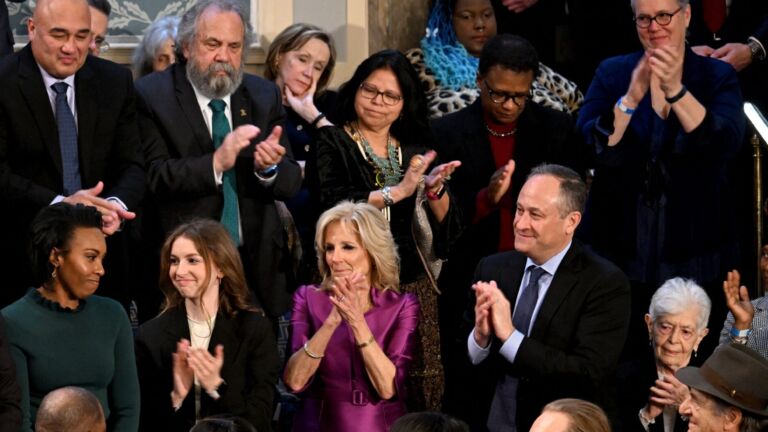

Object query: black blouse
[315,125,461,284]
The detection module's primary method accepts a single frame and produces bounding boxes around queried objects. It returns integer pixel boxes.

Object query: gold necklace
[484,123,516,137]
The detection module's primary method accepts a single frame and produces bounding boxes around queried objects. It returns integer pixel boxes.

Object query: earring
[51,266,57,279]
[693,349,698,358]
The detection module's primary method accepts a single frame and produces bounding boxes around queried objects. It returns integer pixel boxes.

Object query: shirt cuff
[50,195,65,205]
[749,36,767,59]
[213,161,223,186]
[254,169,277,186]
[467,328,491,365]
[106,196,128,211]
[498,330,525,364]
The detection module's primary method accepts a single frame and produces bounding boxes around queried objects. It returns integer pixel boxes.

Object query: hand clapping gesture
[171,338,225,407]
[328,272,370,328]
[723,269,755,330]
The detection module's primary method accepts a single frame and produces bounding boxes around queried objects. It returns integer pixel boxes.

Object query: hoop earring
[51,266,57,279]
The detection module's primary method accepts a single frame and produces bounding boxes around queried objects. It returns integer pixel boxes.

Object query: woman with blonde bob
[284,201,420,431]
[530,398,611,432]
[135,220,279,432]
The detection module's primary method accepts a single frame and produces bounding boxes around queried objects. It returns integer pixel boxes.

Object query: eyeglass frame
[358,82,403,106]
[483,80,530,107]
[633,7,682,29]
[90,36,111,54]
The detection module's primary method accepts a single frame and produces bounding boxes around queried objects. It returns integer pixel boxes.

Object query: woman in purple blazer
[284,201,420,431]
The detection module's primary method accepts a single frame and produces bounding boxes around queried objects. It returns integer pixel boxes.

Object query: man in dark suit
[0,1,24,58]
[135,0,301,320]
[468,164,630,431]
[0,0,144,307]
[432,34,585,417]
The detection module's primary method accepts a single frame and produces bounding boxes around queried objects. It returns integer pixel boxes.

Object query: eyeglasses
[359,82,402,106]
[91,36,110,54]
[484,80,529,107]
[633,7,682,29]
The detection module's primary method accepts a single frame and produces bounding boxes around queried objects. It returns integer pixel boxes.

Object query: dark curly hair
[29,203,103,287]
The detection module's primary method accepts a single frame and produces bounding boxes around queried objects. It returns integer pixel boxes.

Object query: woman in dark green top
[2,203,139,431]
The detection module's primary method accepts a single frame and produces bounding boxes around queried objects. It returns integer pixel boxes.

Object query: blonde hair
[315,201,400,292]
[542,399,611,432]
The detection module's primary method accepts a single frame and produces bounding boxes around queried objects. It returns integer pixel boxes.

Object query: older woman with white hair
[617,277,711,431]
[131,16,180,78]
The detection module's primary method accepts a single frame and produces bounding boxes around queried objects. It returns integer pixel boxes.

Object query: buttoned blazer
[134,304,279,432]
[135,63,302,317]
[472,241,631,431]
[0,44,145,305]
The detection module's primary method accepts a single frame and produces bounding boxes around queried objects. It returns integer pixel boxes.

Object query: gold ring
[409,155,425,170]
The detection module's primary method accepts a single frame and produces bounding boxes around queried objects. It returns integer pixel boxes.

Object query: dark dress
[615,347,699,431]
[315,125,461,410]
[282,90,338,285]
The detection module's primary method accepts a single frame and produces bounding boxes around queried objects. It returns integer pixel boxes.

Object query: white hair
[648,277,711,330]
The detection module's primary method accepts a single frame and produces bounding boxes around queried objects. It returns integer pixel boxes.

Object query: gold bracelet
[356,335,375,348]
[303,342,323,359]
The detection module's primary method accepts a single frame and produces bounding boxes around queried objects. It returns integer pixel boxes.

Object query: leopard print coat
[405,48,584,119]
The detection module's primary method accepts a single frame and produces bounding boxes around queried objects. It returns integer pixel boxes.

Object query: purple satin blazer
[289,284,420,432]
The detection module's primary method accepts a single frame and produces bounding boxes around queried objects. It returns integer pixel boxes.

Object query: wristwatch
[748,37,766,61]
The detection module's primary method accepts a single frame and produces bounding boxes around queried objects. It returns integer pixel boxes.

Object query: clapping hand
[723,269,754,330]
[329,272,369,327]
[187,344,225,395]
[171,339,194,405]
[487,160,515,204]
[254,126,286,172]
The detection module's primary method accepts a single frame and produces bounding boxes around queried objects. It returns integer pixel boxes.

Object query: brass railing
[744,102,768,296]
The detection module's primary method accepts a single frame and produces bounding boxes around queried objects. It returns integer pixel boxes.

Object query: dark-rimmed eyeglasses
[359,82,402,106]
[484,80,529,107]
[633,7,682,29]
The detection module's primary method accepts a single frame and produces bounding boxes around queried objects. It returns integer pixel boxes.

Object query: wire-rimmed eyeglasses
[358,82,403,106]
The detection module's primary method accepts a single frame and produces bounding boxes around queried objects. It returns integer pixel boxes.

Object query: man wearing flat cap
[677,343,768,431]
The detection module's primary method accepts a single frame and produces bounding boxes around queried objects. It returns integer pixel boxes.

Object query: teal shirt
[2,290,140,431]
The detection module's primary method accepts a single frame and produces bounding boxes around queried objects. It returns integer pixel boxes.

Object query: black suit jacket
[431,100,586,350]
[134,305,279,432]
[472,241,631,431]
[135,63,302,318]
[0,44,145,305]
[0,1,24,57]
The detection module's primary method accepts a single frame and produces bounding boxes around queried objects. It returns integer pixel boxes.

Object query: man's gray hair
[528,163,586,217]
[175,0,255,62]
[648,277,711,330]
[630,0,689,12]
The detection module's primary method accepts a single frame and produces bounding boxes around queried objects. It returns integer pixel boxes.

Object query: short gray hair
[648,277,711,330]
[528,163,586,217]
[176,0,255,62]
[630,0,689,12]
[132,15,180,78]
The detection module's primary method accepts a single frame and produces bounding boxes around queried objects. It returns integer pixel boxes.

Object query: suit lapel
[163,305,191,341]
[74,60,97,186]
[17,45,61,174]
[174,65,214,154]
[499,252,527,304]
[530,243,582,336]
[230,84,251,130]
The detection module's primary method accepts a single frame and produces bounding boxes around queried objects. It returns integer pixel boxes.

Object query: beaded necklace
[350,122,402,187]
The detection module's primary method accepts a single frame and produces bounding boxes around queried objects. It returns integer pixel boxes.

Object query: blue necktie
[51,82,81,195]
[209,99,240,244]
[513,266,547,336]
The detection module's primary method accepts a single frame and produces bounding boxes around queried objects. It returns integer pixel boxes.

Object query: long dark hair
[336,49,431,147]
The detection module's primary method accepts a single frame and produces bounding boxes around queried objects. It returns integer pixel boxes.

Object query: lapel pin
[240,109,247,117]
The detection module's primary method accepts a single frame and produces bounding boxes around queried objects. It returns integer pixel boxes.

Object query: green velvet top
[1,289,139,431]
